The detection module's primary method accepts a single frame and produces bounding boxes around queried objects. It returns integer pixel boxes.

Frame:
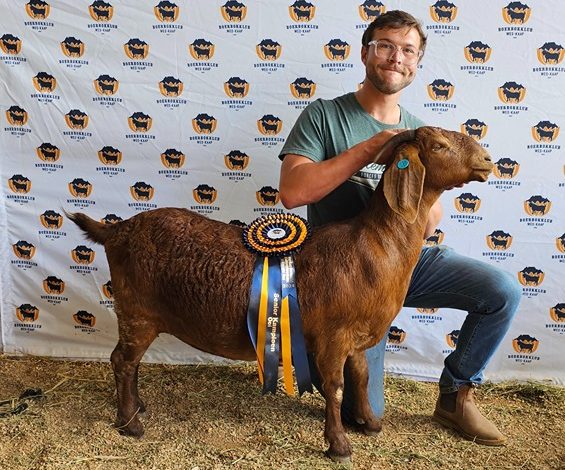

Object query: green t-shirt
[279,92,425,227]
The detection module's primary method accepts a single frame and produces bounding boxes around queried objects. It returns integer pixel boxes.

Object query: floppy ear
[382,143,425,224]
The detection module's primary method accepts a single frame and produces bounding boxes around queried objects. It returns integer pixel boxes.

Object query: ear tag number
[397,159,409,169]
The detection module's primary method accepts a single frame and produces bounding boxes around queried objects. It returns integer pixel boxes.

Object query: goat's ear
[382,143,425,224]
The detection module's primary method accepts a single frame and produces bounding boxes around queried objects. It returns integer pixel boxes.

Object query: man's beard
[366,66,415,95]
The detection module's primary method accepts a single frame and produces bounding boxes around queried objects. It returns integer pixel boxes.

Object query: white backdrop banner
[0,0,563,384]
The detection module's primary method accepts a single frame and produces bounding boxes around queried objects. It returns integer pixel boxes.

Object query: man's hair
[361,10,427,54]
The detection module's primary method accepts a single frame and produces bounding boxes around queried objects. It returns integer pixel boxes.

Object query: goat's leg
[345,352,382,435]
[315,348,352,463]
[110,327,157,437]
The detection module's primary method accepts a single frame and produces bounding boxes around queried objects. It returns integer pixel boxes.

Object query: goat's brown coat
[68,127,493,462]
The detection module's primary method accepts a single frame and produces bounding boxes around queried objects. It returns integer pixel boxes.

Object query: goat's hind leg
[110,323,158,437]
[315,347,353,463]
[345,352,382,436]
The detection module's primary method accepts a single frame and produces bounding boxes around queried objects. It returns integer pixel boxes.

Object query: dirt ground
[0,355,563,470]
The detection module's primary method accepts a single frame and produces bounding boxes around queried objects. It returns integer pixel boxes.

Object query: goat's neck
[358,185,442,255]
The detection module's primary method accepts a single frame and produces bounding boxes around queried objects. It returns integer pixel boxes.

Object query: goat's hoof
[326,450,352,465]
[362,419,382,436]
[115,419,144,438]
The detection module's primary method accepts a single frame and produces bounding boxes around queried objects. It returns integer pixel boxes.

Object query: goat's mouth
[471,165,493,182]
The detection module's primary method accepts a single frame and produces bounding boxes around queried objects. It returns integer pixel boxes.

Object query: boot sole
[432,412,507,446]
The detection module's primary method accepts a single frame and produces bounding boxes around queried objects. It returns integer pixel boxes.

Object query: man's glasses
[367,39,423,65]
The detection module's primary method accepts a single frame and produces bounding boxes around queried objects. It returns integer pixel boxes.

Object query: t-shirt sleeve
[278,99,326,162]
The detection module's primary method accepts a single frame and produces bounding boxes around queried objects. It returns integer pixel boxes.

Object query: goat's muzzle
[471,151,494,182]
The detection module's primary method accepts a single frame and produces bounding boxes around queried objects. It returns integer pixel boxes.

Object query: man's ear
[382,143,425,224]
[361,45,368,65]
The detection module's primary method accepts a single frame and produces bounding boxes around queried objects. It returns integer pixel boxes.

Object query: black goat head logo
[102,280,113,299]
[256,39,282,61]
[130,182,155,201]
[537,42,564,65]
[430,0,457,23]
[161,149,185,168]
[502,2,531,25]
[128,112,152,132]
[8,174,32,194]
[37,143,60,162]
[464,41,492,64]
[124,38,149,60]
[556,234,565,254]
[257,114,282,135]
[387,326,406,344]
[61,37,85,58]
[94,75,119,95]
[224,150,249,170]
[74,310,96,327]
[26,0,50,19]
[424,229,444,247]
[159,76,183,97]
[446,329,460,348]
[512,334,539,354]
[72,245,96,265]
[6,106,28,126]
[40,210,63,229]
[13,240,36,260]
[289,0,315,22]
[486,230,512,251]
[455,193,481,213]
[154,1,179,22]
[65,109,89,130]
[68,178,93,198]
[224,77,249,98]
[493,158,519,179]
[101,213,123,224]
[498,82,526,104]
[43,276,65,294]
[550,303,565,323]
[98,146,122,165]
[16,304,39,322]
[189,38,215,60]
[461,119,487,141]
[33,72,57,93]
[531,121,559,143]
[358,1,386,22]
[89,1,114,22]
[518,267,544,287]
[221,0,247,23]
[192,113,217,134]
[427,79,454,101]
[324,39,350,61]
[193,184,218,204]
[523,195,551,216]
[290,78,316,99]
[256,186,280,206]
[0,34,22,55]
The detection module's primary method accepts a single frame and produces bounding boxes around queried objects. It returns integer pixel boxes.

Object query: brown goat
[68,127,493,463]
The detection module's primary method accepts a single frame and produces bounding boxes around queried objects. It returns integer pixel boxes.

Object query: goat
[67,126,493,463]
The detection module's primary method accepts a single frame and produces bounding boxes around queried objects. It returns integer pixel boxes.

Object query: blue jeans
[309,245,522,419]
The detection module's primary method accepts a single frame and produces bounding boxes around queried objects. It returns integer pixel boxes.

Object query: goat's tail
[65,211,114,245]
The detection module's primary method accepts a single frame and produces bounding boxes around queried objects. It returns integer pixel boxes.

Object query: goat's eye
[431,143,444,152]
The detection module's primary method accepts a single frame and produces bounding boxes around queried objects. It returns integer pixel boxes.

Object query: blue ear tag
[397,159,409,169]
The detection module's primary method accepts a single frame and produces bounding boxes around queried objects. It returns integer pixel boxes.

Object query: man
[278,10,521,445]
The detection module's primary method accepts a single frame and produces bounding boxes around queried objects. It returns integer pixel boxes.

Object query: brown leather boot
[433,384,507,446]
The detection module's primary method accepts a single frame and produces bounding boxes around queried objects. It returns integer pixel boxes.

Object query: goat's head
[375,126,493,223]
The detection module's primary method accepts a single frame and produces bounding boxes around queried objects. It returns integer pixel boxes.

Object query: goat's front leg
[345,352,382,435]
[315,346,352,463]
[110,324,158,437]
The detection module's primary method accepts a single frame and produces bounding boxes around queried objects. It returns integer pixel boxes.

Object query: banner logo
[359,1,385,22]
[424,228,444,246]
[455,193,481,213]
[430,1,457,23]
[102,280,113,299]
[61,37,85,57]
[0,34,22,55]
[161,148,185,168]
[224,77,249,98]
[6,106,28,126]
[37,143,60,162]
[427,79,454,101]
[493,158,519,179]
[524,195,551,216]
[289,1,315,22]
[487,230,512,250]
[65,109,89,129]
[464,41,491,63]
[26,0,50,19]
[557,234,565,253]
[498,81,526,103]
[531,121,559,142]
[446,329,460,348]
[324,39,350,61]
[159,76,183,97]
[290,77,316,99]
[550,303,565,322]
[74,310,96,327]
[387,326,406,344]
[502,2,531,25]
[13,240,36,259]
[128,112,152,132]
[16,304,39,322]
[256,186,280,206]
[130,182,155,201]
[9,174,32,193]
[224,150,249,170]
[537,42,564,65]
[256,39,282,61]
[518,267,544,286]
[33,72,56,93]
[193,184,217,204]
[512,334,539,353]
[94,74,119,95]
[40,210,63,229]
[221,1,247,22]
[189,39,215,60]
[43,276,64,294]
[98,146,122,165]
[257,115,282,135]
[192,113,217,134]
[416,307,439,314]
[72,245,96,265]
[89,1,114,22]
[101,213,122,224]
[461,119,487,140]
[68,178,92,198]
[154,1,179,22]
[124,38,149,60]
